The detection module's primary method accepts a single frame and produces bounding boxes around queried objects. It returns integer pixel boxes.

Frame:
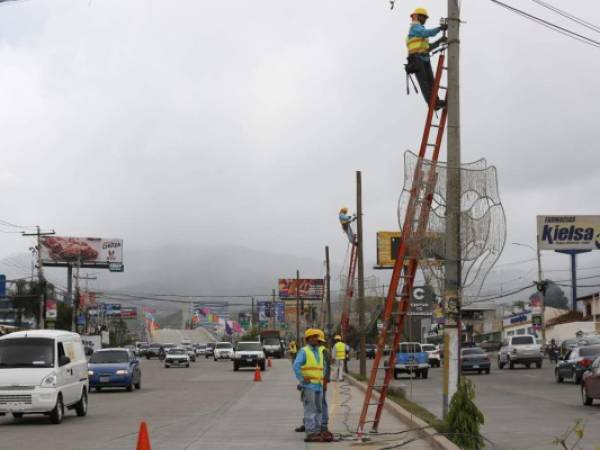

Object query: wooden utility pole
[272,288,277,329]
[296,270,301,347]
[356,171,366,377]
[22,227,55,329]
[325,246,332,347]
[443,0,461,417]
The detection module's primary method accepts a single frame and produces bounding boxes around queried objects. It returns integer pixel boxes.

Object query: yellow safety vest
[406,35,430,55]
[300,345,324,386]
[334,341,346,360]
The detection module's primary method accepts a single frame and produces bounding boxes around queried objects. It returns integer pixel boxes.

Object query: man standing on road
[333,335,346,381]
[293,329,326,442]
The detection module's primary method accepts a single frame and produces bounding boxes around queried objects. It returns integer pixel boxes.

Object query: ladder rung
[368,402,382,406]
[426,143,436,147]
[443,66,448,70]
[431,124,440,128]
[439,86,447,90]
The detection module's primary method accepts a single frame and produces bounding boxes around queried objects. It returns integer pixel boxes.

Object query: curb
[345,374,461,450]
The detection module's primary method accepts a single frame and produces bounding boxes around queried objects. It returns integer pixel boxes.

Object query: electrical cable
[529,0,600,35]
[489,0,600,48]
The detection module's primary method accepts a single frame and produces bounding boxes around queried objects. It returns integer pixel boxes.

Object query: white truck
[498,335,543,369]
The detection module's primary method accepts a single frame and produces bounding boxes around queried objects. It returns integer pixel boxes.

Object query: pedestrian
[293,329,327,442]
[338,207,357,244]
[289,339,297,362]
[406,7,448,109]
[333,335,346,381]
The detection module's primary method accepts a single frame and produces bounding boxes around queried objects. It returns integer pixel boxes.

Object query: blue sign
[0,274,5,297]
[77,314,86,326]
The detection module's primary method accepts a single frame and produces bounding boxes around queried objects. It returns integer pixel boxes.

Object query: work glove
[439,23,448,31]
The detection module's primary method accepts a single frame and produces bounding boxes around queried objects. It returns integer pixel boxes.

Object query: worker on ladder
[333,335,346,381]
[339,207,357,244]
[406,7,448,110]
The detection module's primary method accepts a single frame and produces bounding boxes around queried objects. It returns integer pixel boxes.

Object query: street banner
[278,279,324,300]
[120,307,137,319]
[40,236,123,268]
[537,215,600,251]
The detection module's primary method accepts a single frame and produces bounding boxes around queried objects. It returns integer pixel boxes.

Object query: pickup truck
[498,335,543,369]
[394,342,430,379]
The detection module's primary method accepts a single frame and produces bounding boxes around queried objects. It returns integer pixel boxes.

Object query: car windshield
[237,343,262,351]
[207,343,216,348]
[399,343,421,353]
[90,350,129,363]
[512,336,534,345]
[168,349,186,355]
[580,346,600,357]
[263,338,279,345]
[198,344,206,349]
[216,343,232,349]
[0,337,55,368]
[463,348,485,355]
[422,345,435,351]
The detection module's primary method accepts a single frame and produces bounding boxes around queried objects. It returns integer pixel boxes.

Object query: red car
[581,355,600,405]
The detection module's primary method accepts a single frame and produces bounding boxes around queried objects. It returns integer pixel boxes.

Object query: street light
[512,241,545,344]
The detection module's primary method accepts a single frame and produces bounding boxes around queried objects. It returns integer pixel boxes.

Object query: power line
[529,0,600,35]
[490,0,600,48]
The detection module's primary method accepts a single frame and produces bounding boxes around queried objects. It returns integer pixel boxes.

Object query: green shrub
[445,378,485,449]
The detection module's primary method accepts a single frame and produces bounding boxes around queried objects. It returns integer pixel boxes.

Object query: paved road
[350,358,600,449]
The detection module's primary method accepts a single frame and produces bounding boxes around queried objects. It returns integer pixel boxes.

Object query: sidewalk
[193,359,435,450]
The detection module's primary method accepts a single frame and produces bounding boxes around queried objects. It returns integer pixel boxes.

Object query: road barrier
[254,364,262,382]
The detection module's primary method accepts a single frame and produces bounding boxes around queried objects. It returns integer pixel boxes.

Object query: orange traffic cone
[267,357,272,368]
[254,364,262,382]
[136,421,152,450]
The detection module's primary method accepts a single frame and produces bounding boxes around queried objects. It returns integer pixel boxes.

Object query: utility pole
[22,227,55,329]
[74,273,97,334]
[73,262,81,332]
[356,171,366,378]
[325,246,332,348]
[536,237,546,345]
[251,297,255,330]
[272,288,277,329]
[296,270,301,347]
[443,0,461,418]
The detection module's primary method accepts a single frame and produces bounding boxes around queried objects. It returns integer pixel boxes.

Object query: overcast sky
[0,0,599,300]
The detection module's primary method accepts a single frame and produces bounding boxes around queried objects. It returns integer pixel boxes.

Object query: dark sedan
[555,345,600,384]
[581,355,600,406]
[88,348,141,391]
[461,347,491,374]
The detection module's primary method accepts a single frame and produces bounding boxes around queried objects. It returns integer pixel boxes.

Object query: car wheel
[478,369,482,374]
[421,369,428,379]
[555,370,563,383]
[126,381,134,392]
[536,361,542,369]
[49,395,64,424]
[12,413,23,419]
[575,373,582,385]
[94,387,102,392]
[393,370,400,380]
[233,363,239,371]
[146,356,150,360]
[485,369,490,374]
[509,360,515,370]
[75,390,88,416]
[165,364,170,368]
[526,363,531,369]
[260,362,266,371]
[135,378,142,390]
[582,385,593,406]
[498,358,504,370]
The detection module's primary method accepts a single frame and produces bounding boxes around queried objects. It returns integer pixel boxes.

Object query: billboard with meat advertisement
[40,236,123,268]
[278,279,324,301]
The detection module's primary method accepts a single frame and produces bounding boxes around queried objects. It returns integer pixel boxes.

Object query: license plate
[100,376,110,383]
[245,358,253,361]
[472,365,479,369]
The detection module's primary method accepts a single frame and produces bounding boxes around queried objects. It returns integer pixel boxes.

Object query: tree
[445,378,485,450]
[543,280,569,310]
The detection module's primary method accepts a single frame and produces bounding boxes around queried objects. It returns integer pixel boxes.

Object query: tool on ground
[136,421,152,450]
[357,48,449,438]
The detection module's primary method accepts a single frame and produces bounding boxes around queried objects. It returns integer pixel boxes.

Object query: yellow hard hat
[334,334,342,340]
[411,7,429,18]
[315,329,326,343]
[304,328,320,340]
[340,207,348,213]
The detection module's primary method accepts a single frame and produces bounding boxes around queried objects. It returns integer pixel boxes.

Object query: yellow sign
[375,231,444,269]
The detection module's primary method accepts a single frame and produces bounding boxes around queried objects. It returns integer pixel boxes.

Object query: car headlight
[41,373,57,387]
[88,370,94,376]
[115,369,129,375]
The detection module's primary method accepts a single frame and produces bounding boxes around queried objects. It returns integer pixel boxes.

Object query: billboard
[40,236,123,268]
[120,307,138,319]
[537,216,600,251]
[278,279,324,300]
[375,231,444,269]
[257,301,285,323]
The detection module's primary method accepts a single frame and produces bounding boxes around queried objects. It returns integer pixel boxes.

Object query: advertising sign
[278,279,324,300]
[257,301,285,323]
[45,299,57,320]
[40,236,123,268]
[537,216,600,251]
[408,286,437,316]
[104,303,122,317]
[375,231,444,269]
[120,307,137,319]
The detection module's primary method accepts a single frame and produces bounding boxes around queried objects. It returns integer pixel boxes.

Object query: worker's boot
[321,431,334,442]
[435,99,447,110]
[304,432,324,442]
[295,425,305,432]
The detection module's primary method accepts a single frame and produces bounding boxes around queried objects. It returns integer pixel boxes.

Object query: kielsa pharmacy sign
[537,215,600,251]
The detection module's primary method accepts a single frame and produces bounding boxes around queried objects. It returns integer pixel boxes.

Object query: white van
[0,329,89,424]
